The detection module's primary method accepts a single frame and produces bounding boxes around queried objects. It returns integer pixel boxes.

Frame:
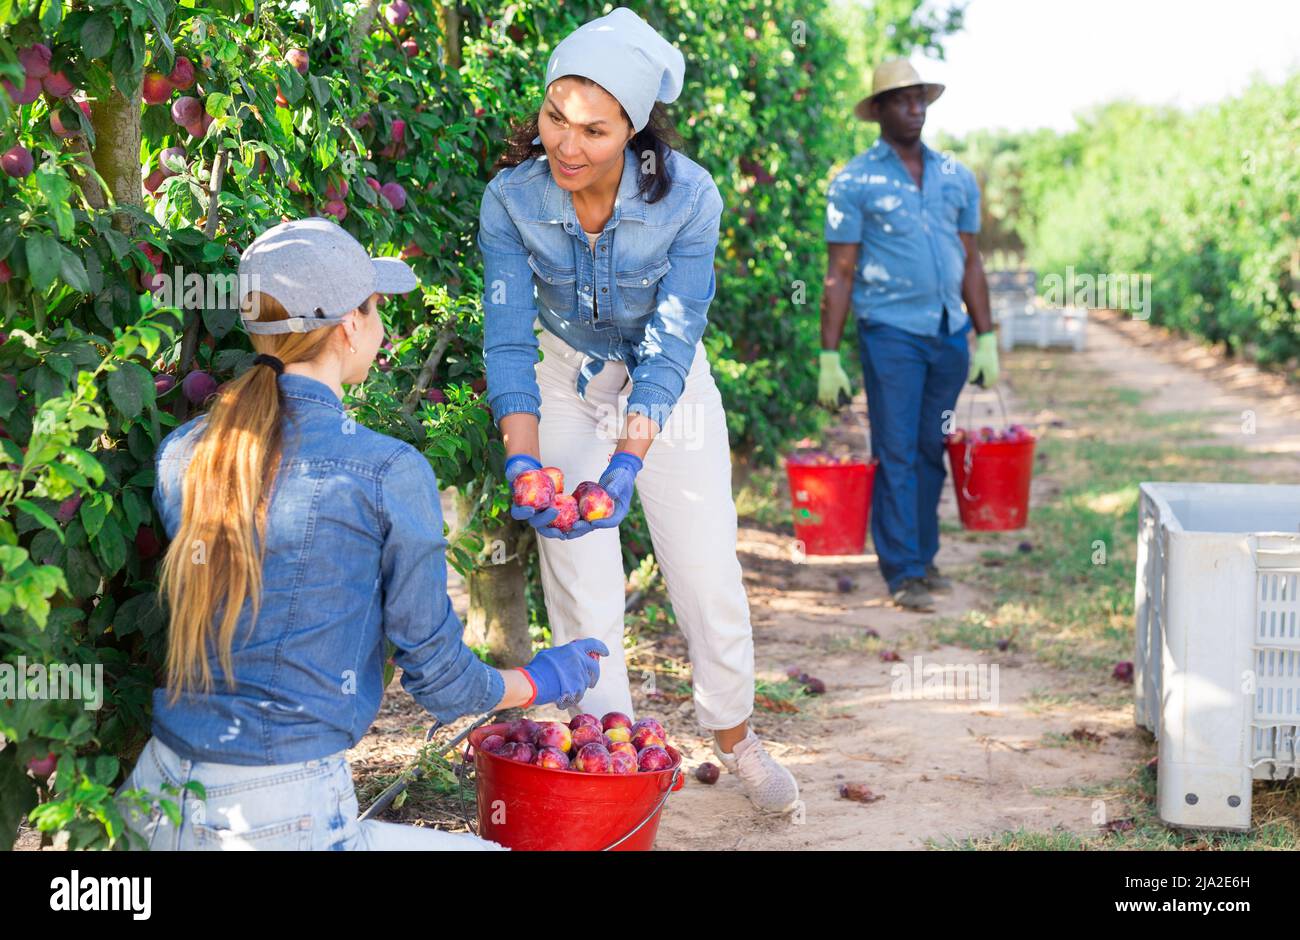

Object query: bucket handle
[958,385,1009,505]
[846,402,874,462]
[601,765,683,852]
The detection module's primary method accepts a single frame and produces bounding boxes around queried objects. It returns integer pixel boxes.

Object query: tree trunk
[456,491,531,667]
[438,3,461,70]
[89,83,143,233]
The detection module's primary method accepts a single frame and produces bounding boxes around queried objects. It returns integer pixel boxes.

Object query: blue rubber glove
[505,454,595,541]
[518,638,610,709]
[588,451,642,530]
[506,454,559,530]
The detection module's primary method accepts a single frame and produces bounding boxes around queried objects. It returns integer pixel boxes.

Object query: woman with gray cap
[479,7,799,814]
[117,217,607,850]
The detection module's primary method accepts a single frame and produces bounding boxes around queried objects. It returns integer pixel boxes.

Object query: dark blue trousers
[855,310,970,593]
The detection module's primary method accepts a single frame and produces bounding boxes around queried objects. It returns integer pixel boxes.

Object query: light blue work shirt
[478,143,725,430]
[824,139,980,336]
[149,372,503,765]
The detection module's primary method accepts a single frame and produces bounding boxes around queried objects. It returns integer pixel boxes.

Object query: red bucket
[468,723,685,851]
[786,457,877,555]
[946,434,1035,530]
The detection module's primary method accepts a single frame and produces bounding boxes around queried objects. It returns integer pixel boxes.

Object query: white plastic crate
[1134,482,1300,830]
[994,302,1087,353]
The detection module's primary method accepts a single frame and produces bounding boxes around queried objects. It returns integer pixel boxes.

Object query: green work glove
[968,331,1001,387]
[818,350,852,407]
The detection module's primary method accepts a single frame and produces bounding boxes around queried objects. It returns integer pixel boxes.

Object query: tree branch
[203,148,226,240]
[400,325,456,415]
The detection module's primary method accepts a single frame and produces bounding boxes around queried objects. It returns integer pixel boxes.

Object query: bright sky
[916,0,1300,138]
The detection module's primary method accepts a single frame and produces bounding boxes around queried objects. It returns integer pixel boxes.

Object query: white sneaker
[713,729,800,814]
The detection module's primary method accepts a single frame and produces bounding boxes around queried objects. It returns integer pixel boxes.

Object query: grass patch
[734,461,791,529]
[951,347,1300,848]
[966,352,1261,676]
[942,762,1300,850]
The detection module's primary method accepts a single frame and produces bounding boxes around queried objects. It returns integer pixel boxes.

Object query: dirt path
[649,354,1141,849]
[646,313,1300,850]
[1085,309,1300,472]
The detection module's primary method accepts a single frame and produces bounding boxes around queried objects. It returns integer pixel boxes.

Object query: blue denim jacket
[824,139,979,337]
[478,143,725,430]
[149,372,503,766]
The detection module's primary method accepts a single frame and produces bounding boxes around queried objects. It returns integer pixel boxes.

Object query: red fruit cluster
[4,44,78,105]
[511,468,615,532]
[136,241,166,293]
[481,713,674,775]
[946,424,1034,445]
[141,57,197,107]
[787,450,867,466]
[169,94,212,139]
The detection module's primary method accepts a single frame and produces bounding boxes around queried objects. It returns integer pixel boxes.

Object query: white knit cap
[544,7,685,133]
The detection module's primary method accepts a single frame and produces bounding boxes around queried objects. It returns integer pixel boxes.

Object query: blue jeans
[856,310,970,593]
[115,735,506,851]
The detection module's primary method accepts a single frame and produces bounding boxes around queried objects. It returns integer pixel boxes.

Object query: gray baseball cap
[237,217,418,335]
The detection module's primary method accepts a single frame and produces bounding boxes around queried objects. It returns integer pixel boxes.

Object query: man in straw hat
[818,59,997,612]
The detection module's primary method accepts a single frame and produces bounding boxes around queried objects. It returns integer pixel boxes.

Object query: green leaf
[123,487,150,534]
[81,13,116,60]
[40,0,62,31]
[35,169,74,240]
[201,303,237,339]
[64,448,105,486]
[94,755,119,786]
[59,248,90,294]
[79,497,109,541]
[102,228,132,261]
[88,593,116,638]
[15,500,63,538]
[91,513,128,577]
[308,75,329,108]
[205,92,232,118]
[106,362,152,418]
[25,233,62,293]
[0,374,15,419]
[145,1,173,56]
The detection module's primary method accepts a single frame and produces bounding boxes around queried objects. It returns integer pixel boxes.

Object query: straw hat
[853,59,945,121]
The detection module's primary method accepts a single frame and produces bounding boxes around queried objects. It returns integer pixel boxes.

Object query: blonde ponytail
[156,292,337,702]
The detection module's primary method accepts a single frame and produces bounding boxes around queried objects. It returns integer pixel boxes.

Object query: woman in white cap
[116,218,607,850]
[479,7,799,813]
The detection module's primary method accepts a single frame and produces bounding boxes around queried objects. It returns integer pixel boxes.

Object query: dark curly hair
[493,76,683,205]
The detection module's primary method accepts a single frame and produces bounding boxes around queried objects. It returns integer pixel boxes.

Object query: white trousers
[533,328,755,731]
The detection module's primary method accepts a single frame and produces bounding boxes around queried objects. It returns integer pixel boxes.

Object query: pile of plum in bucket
[944,422,1037,531]
[475,713,674,774]
[469,714,685,851]
[785,449,878,555]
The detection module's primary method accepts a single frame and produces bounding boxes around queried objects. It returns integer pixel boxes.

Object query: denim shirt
[149,372,503,766]
[478,143,725,430]
[824,139,979,337]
